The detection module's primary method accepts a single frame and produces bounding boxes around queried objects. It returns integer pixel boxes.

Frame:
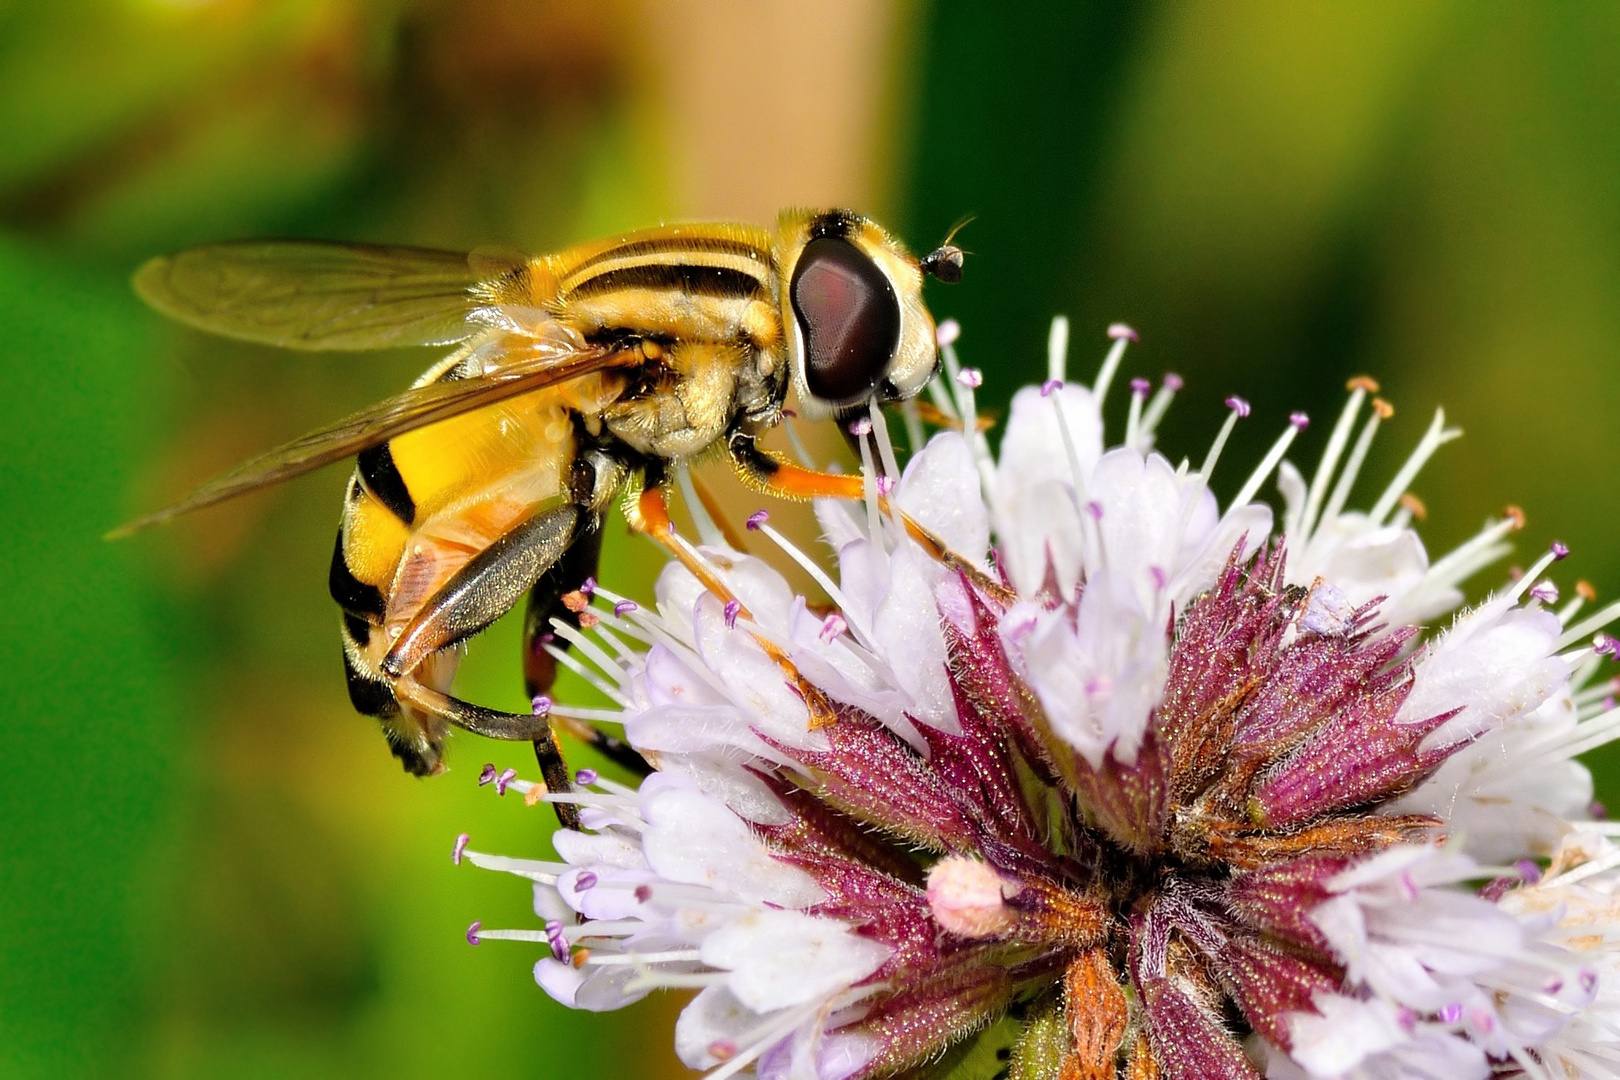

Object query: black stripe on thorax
[357,442,416,523]
[565,262,769,302]
[568,235,772,277]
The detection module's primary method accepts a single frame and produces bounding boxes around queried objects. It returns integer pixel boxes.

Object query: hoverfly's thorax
[775,209,937,420]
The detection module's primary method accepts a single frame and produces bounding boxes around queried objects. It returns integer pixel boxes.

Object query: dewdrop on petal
[452,319,1620,1079]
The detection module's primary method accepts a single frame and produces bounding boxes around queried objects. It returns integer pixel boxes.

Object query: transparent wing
[110,342,632,537]
[133,241,522,350]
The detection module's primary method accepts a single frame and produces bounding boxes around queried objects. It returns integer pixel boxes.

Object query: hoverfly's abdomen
[326,375,626,774]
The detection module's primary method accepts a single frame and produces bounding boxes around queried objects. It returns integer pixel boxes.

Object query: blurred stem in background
[2,2,1620,1079]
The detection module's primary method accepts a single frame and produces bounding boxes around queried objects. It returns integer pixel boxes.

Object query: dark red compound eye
[790,236,902,404]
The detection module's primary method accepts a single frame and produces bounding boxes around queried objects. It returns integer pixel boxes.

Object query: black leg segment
[381,504,582,680]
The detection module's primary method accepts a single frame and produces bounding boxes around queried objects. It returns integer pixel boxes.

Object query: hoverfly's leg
[521,515,605,701]
[381,505,582,680]
[625,485,754,621]
[521,518,652,779]
[548,715,650,778]
[393,680,582,830]
[627,482,841,730]
[379,502,589,828]
[725,431,1014,603]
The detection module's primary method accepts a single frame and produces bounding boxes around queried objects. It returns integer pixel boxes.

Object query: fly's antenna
[920,216,974,283]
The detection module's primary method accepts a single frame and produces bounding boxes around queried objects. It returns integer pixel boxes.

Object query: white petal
[1003,570,1168,768]
[871,544,959,734]
[996,383,1103,500]
[691,594,821,750]
[674,985,759,1070]
[896,431,989,563]
[1286,993,1409,1074]
[640,776,825,909]
[994,383,1101,595]
[700,908,892,1011]
[534,957,585,1007]
[1397,599,1567,746]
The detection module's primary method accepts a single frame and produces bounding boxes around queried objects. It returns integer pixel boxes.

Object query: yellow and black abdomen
[328,371,623,773]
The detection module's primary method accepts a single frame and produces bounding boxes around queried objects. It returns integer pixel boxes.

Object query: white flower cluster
[458,319,1620,1079]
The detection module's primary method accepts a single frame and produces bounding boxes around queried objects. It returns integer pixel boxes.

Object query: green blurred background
[4,2,1619,1077]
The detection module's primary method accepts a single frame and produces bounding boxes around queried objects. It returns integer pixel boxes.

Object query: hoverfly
[121,209,968,822]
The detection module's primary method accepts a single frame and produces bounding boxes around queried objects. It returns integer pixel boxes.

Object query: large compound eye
[790,236,902,403]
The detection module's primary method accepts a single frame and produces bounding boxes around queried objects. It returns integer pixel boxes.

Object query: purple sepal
[1224,853,1350,953]
[1129,904,1265,1080]
[1251,700,1462,829]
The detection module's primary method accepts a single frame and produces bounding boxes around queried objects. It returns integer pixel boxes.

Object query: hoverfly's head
[778,209,963,420]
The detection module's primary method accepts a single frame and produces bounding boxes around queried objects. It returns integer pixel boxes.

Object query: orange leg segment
[629,487,752,619]
[729,444,1015,604]
[627,483,838,728]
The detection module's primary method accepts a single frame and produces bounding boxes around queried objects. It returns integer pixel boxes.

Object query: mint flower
[456,320,1620,1079]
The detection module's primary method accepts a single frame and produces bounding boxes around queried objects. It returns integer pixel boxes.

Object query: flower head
[458,321,1620,1078]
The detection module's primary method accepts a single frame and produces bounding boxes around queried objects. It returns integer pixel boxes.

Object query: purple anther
[544,919,569,962]
[1438,1002,1463,1024]
[955,367,983,389]
[875,474,896,496]
[1225,396,1251,418]
[1129,377,1151,397]
[466,920,483,946]
[579,577,596,598]
[1289,411,1310,430]
[1466,1007,1495,1034]
[575,768,598,786]
[1107,322,1139,342]
[1087,500,1104,521]
[1595,635,1619,658]
[575,871,598,891]
[1514,858,1543,885]
[613,599,638,616]
[1530,581,1560,604]
[531,694,553,715]
[1040,378,1064,397]
[495,768,517,795]
[723,599,742,629]
[1544,976,1565,995]
[746,510,769,531]
[478,763,498,786]
[1396,1006,1418,1033]
[1592,800,1610,820]
[538,632,555,645]
[848,416,873,437]
[936,318,961,347]
[1581,968,1599,994]
[1552,540,1571,561]
[453,833,471,865]
[1163,372,1184,392]
[782,407,798,419]
[1149,565,1168,591]
[818,613,848,643]
[634,884,653,903]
